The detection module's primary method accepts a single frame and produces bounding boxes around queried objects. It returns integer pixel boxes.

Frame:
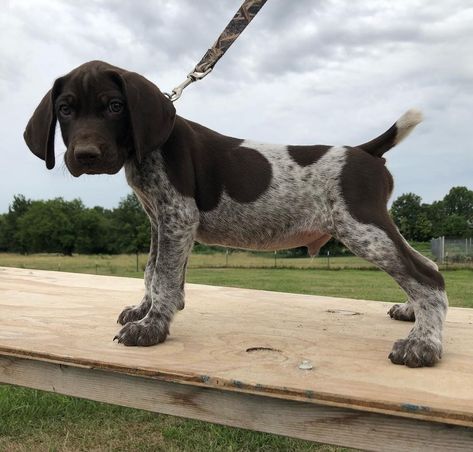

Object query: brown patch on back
[222,146,272,203]
[162,117,272,211]
[287,145,330,167]
[341,147,445,290]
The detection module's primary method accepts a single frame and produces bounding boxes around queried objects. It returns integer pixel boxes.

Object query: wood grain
[0,266,472,430]
[2,356,472,452]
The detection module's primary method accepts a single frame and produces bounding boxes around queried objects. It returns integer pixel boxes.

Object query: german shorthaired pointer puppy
[24,61,448,367]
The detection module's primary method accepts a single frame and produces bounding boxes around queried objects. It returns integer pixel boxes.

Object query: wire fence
[431,237,473,266]
[3,242,472,276]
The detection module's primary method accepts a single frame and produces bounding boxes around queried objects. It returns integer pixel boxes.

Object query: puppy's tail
[356,109,423,158]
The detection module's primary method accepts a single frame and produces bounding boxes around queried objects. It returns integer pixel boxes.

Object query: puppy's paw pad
[117,302,150,325]
[389,337,442,367]
[114,319,168,346]
[388,303,415,322]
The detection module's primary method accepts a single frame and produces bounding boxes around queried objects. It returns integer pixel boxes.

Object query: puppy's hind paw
[389,337,442,368]
[388,303,415,322]
[114,318,169,346]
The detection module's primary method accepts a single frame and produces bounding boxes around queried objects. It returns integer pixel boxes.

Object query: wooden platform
[1,266,472,451]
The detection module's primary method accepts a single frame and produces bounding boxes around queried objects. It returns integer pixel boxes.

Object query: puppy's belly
[195,167,335,255]
[196,225,330,256]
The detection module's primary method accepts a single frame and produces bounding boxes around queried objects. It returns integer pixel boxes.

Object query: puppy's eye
[108,101,124,114]
[59,104,72,116]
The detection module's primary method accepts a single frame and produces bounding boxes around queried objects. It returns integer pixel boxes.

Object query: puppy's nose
[74,145,101,163]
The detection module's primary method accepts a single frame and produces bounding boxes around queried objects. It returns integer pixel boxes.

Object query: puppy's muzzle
[74,144,102,164]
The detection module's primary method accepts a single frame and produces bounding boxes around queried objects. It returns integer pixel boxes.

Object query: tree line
[0,186,471,255]
[0,194,149,255]
[390,186,473,241]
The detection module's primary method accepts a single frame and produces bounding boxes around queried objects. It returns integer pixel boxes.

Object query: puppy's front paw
[388,337,442,367]
[117,298,151,325]
[388,303,415,322]
[114,318,169,346]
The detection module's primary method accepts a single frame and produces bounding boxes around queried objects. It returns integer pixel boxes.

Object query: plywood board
[2,356,473,452]
[0,266,472,427]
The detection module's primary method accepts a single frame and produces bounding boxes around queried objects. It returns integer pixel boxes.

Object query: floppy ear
[23,79,62,169]
[114,71,176,162]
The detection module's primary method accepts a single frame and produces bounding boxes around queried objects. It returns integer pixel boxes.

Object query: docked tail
[356,109,423,158]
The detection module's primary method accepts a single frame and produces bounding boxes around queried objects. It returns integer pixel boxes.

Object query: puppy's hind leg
[332,206,448,367]
[387,233,439,322]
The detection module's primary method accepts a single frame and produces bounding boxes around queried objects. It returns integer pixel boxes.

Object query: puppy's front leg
[114,214,197,346]
[117,226,158,325]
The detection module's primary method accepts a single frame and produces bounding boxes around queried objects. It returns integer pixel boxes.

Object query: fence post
[225,249,229,267]
[440,235,445,264]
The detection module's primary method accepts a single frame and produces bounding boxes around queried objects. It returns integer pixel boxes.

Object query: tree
[441,214,470,238]
[425,187,473,238]
[443,187,473,220]
[2,195,33,252]
[110,194,150,253]
[75,207,114,254]
[390,193,432,241]
[16,198,83,255]
[0,215,7,251]
[426,201,446,238]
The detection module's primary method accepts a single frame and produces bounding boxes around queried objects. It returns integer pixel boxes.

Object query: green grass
[0,252,471,450]
[0,251,376,275]
[0,252,470,307]
[187,267,472,308]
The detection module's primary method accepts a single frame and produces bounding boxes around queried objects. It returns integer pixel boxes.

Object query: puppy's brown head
[24,60,176,176]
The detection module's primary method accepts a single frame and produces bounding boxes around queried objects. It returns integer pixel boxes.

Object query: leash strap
[165,0,267,102]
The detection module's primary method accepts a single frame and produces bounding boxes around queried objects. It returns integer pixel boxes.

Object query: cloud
[1,0,471,213]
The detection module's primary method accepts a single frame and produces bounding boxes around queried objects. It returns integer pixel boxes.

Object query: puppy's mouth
[70,164,123,177]
[82,166,106,175]
[64,150,123,177]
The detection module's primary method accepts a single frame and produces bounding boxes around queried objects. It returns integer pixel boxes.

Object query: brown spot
[223,146,272,203]
[162,117,272,211]
[341,147,445,290]
[170,390,199,409]
[287,145,330,167]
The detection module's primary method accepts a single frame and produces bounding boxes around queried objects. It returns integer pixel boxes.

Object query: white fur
[394,109,423,145]
[196,143,347,251]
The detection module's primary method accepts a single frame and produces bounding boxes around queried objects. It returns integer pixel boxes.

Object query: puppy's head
[24,60,176,176]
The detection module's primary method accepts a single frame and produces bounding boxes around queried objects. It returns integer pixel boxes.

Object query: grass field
[0,251,471,306]
[0,252,471,451]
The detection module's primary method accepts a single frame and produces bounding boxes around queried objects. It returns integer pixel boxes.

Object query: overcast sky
[1,0,471,213]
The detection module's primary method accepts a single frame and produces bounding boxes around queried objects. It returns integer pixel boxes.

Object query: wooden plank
[2,356,472,452]
[0,266,472,428]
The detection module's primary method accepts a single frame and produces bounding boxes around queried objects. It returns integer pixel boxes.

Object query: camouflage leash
[165,0,268,102]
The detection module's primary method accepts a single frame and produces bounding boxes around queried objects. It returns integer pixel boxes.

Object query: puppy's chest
[124,154,185,217]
